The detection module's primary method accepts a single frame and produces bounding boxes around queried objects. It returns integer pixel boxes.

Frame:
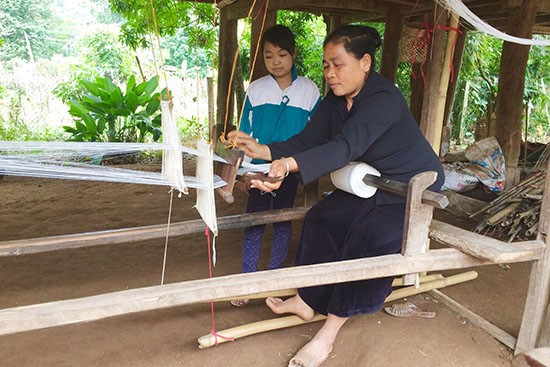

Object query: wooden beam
[0,248,541,336]
[430,219,545,263]
[430,289,517,350]
[0,208,309,256]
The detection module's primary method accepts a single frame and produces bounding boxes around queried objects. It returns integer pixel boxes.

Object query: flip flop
[384,302,436,318]
[230,298,250,307]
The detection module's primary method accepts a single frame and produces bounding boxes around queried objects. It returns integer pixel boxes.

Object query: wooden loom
[1,166,550,356]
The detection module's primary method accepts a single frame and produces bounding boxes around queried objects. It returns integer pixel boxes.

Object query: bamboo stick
[197,271,478,348]
[217,274,446,303]
[485,202,521,225]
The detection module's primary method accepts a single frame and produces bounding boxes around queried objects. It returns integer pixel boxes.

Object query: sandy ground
[0,163,529,366]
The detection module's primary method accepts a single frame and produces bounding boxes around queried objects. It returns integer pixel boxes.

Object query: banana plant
[63,75,162,142]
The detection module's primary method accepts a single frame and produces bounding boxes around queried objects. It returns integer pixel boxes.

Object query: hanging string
[148,0,172,101]
[204,227,234,345]
[437,0,550,46]
[235,0,270,131]
[194,0,203,140]
[209,0,218,142]
[160,189,175,285]
[142,0,159,81]
[218,0,270,147]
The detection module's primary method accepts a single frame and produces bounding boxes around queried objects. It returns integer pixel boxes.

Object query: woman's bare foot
[288,313,348,367]
[265,295,315,321]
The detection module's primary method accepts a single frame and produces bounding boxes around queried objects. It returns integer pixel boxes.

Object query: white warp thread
[161,101,187,194]
[330,162,381,198]
[438,0,550,46]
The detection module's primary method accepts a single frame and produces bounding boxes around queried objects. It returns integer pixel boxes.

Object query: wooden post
[380,6,404,82]
[401,171,437,285]
[206,76,215,130]
[409,62,424,125]
[494,0,538,187]
[249,2,276,81]
[216,10,238,127]
[516,162,550,353]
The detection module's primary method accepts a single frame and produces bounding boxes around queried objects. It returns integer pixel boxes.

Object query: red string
[204,227,235,345]
[410,21,462,88]
[410,21,433,89]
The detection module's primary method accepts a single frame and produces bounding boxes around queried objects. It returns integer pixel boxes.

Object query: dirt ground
[0,162,530,366]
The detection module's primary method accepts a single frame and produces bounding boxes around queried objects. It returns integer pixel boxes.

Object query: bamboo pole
[217,274,446,303]
[432,13,460,154]
[197,271,478,348]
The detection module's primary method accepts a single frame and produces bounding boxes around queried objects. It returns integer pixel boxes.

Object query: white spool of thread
[330,162,381,198]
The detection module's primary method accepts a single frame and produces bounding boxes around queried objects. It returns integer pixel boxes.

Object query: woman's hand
[226,130,272,161]
[249,158,288,192]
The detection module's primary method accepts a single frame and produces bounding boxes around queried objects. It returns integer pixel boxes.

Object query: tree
[0,0,64,61]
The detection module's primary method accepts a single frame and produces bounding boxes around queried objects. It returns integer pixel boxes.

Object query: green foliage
[278,11,326,89]
[63,75,162,142]
[53,29,135,103]
[163,28,212,78]
[0,0,65,61]
[109,0,216,51]
[177,116,208,144]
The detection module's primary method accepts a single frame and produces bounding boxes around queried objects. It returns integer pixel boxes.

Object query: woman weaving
[228,24,444,367]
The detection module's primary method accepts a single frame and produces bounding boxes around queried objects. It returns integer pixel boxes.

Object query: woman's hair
[261,24,296,55]
[324,25,382,68]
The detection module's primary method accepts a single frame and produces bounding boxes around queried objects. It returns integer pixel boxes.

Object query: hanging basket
[399,26,428,64]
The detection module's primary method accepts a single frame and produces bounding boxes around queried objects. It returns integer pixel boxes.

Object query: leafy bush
[63,75,162,142]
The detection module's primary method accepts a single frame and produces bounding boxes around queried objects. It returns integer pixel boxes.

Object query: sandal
[384,302,436,318]
[230,298,250,307]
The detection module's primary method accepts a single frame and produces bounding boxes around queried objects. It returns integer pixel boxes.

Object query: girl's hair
[261,24,296,55]
[324,25,382,68]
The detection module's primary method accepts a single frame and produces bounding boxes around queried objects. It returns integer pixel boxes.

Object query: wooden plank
[0,248,542,336]
[0,208,309,256]
[430,289,517,350]
[429,219,546,263]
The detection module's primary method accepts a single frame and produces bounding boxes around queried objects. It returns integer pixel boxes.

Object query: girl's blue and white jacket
[239,68,321,163]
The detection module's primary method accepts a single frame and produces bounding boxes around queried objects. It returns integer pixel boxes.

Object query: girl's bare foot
[265,295,315,321]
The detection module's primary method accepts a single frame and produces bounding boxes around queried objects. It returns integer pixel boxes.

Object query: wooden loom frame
[1,167,550,356]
